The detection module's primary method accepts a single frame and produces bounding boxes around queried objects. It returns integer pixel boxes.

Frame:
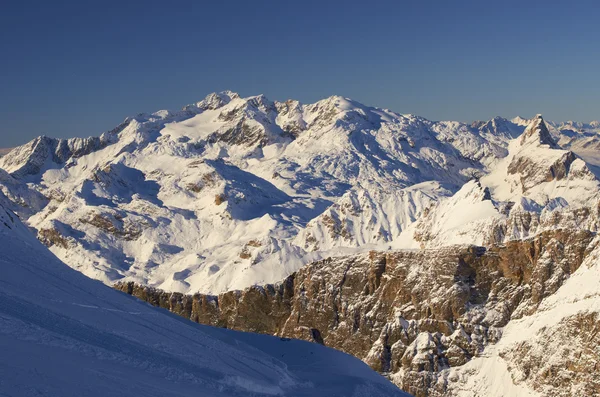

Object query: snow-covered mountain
[394,114,600,249]
[112,109,600,395]
[0,91,523,294]
[0,194,406,397]
[1,93,599,297]
[2,91,600,396]
[517,116,600,166]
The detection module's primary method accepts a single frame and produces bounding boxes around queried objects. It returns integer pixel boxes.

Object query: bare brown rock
[38,227,69,249]
[79,213,143,241]
[214,194,226,205]
[239,248,251,259]
[114,228,595,396]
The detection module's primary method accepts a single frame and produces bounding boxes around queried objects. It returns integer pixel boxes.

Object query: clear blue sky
[1,0,599,147]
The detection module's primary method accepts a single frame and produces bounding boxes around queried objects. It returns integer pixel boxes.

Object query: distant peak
[485,116,511,128]
[309,95,367,113]
[219,90,240,99]
[510,116,530,126]
[245,94,275,111]
[323,94,347,102]
[185,91,240,112]
[520,114,557,148]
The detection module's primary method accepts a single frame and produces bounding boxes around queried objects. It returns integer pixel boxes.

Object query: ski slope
[0,199,407,397]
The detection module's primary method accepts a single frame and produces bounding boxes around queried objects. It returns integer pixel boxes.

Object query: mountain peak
[185,91,240,112]
[244,94,276,113]
[511,115,530,126]
[520,114,557,148]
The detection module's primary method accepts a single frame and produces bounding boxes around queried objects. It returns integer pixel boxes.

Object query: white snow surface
[0,197,407,397]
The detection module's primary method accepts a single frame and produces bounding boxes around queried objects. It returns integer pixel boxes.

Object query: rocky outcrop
[37,227,70,249]
[79,213,144,241]
[115,228,594,396]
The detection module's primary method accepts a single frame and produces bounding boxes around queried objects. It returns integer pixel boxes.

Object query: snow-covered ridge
[1,133,120,180]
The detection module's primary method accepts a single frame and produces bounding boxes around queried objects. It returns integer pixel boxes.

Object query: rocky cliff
[116,227,596,396]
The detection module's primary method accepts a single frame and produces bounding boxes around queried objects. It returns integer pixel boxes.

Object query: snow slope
[0,197,407,397]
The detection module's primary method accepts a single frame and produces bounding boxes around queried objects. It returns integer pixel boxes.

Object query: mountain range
[2,91,600,396]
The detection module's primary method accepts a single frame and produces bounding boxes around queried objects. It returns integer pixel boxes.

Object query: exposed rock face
[115,228,595,396]
[208,94,293,147]
[507,150,577,191]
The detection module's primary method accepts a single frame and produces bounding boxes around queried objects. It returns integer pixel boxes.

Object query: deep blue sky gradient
[1,0,599,146]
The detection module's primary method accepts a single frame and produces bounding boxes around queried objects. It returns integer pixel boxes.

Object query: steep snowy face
[435,116,524,167]
[0,200,407,397]
[397,180,502,248]
[296,181,453,252]
[0,92,524,294]
[0,168,48,218]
